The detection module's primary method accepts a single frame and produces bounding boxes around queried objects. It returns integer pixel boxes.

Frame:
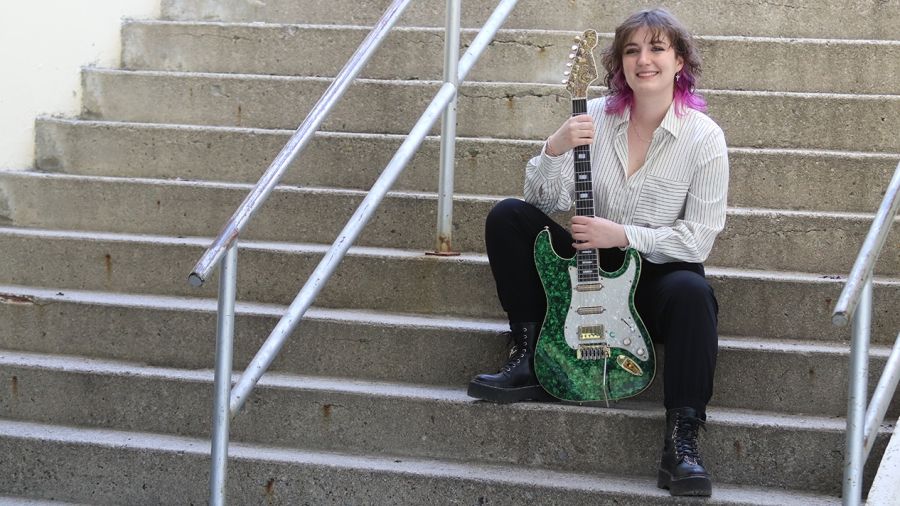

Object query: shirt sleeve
[523,139,575,214]
[622,129,729,263]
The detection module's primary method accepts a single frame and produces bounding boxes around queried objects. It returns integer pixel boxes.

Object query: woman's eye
[624,49,638,55]
[652,46,666,52]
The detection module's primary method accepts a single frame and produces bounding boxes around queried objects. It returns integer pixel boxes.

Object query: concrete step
[0,285,897,419]
[0,227,898,344]
[122,21,900,95]
[0,497,83,505]
[160,0,900,40]
[2,171,897,275]
[0,350,891,495]
[81,69,900,152]
[0,419,841,505]
[35,118,900,214]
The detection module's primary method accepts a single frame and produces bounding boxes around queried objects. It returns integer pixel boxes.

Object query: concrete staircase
[2,0,899,503]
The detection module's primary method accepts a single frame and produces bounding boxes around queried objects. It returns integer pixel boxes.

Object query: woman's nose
[637,48,651,64]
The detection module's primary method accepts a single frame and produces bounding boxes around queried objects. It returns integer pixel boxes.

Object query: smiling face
[621,27,684,101]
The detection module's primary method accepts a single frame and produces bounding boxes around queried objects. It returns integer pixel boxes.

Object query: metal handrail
[832,163,900,326]
[199,2,414,503]
[832,160,900,506]
[188,0,413,288]
[229,0,519,414]
[195,1,521,504]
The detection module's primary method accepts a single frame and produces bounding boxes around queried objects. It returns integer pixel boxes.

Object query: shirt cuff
[539,139,569,179]
[623,225,656,255]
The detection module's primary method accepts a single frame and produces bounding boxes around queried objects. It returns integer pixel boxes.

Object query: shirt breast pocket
[633,175,691,228]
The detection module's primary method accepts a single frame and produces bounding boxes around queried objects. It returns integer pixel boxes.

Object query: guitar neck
[570,98,599,283]
[571,98,593,218]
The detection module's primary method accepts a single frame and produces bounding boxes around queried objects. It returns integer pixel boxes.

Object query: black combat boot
[467,322,551,403]
[657,407,712,496]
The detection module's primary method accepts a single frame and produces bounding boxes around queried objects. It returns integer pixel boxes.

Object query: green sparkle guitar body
[533,229,655,402]
[531,29,655,402]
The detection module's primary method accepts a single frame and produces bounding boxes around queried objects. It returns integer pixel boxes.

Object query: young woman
[466,8,728,497]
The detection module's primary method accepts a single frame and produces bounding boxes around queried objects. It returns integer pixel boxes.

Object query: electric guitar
[533,30,655,403]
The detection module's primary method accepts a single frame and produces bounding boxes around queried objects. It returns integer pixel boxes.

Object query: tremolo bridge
[576,342,611,360]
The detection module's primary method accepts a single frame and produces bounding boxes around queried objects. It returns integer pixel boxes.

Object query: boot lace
[672,413,706,465]
[499,330,528,373]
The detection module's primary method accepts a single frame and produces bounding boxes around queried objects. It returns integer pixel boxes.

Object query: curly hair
[600,8,706,116]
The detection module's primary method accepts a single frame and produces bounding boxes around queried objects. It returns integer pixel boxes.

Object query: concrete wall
[0,0,160,169]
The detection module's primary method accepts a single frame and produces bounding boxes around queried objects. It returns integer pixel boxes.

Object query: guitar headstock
[563,29,599,99]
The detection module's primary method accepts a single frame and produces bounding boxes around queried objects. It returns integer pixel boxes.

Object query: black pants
[485,198,718,412]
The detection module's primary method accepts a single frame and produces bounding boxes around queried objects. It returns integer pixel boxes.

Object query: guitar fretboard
[571,98,599,284]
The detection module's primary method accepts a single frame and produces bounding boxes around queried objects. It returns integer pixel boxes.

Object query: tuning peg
[571,44,578,51]
[567,62,574,67]
[574,36,581,42]
[568,53,576,59]
[563,71,571,76]
[561,79,568,84]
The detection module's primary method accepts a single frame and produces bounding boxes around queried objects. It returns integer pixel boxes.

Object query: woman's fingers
[550,115,595,153]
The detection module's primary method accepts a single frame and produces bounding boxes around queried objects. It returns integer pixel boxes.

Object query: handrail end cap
[832,313,849,327]
[188,273,205,288]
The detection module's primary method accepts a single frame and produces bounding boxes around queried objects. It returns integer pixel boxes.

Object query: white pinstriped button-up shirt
[524,97,729,264]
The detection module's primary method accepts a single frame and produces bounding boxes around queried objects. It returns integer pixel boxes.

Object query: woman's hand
[571,215,629,250]
[546,114,595,156]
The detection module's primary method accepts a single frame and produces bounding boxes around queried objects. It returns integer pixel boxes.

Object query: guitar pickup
[575,282,604,292]
[578,325,605,341]
[577,343,611,360]
[576,306,606,316]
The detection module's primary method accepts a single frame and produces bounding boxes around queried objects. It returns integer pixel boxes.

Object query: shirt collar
[614,100,682,139]
[659,101,681,138]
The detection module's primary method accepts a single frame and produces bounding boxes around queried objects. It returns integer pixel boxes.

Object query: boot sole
[657,469,712,497]
[467,380,555,404]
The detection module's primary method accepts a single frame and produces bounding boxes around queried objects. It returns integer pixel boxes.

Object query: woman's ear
[676,55,684,73]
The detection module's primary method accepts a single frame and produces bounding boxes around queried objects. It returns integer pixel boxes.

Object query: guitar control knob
[623,338,631,346]
[638,348,645,356]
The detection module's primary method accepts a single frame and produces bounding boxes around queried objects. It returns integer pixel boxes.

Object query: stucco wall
[0,0,161,169]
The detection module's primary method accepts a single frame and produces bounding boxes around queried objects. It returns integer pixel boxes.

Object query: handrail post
[209,244,238,506]
[843,278,872,506]
[431,0,461,255]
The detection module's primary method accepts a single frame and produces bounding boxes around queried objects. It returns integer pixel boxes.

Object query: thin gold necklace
[629,122,653,143]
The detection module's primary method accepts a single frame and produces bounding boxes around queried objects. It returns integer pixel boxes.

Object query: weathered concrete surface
[0,228,898,344]
[122,22,900,95]
[1,171,897,274]
[160,0,900,40]
[35,118,900,213]
[0,352,890,494]
[0,420,841,505]
[81,70,900,152]
[0,287,510,390]
[0,287,896,418]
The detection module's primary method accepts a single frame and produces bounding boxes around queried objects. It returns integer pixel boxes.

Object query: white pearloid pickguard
[562,257,648,361]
